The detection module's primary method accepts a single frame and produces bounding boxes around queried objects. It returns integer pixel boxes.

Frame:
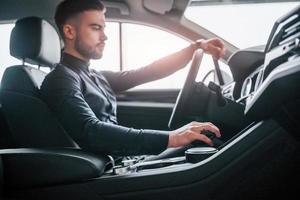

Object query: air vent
[263,5,300,80]
[267,6,300,52]
[222,82,235,100]
[254,68,264,91]
[279,14,300,46]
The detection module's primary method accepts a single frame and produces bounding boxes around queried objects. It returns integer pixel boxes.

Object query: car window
[185,1,300,49]
[121,23,190,89]
[91,22,230,90]
[91,22,194,90]
[112,22,231,89]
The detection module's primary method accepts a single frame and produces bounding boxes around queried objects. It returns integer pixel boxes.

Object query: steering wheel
[168,50,204,129]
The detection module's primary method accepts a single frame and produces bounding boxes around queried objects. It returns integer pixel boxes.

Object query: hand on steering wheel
[193,38,225,60]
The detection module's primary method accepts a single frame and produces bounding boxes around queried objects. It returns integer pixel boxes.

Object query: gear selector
[185,147,218,163]
[191,130,224,148]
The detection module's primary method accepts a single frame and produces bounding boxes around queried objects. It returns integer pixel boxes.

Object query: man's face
[73,10,107,60]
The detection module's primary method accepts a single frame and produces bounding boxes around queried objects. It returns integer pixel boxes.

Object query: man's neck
[63,48,90,63]
[61,52,90,71]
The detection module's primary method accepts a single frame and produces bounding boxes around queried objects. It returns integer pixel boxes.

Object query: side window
[0,24,20,80]
[121,23,190,89]
[96,22,232,90]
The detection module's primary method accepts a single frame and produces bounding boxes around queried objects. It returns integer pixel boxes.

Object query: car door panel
[116,90,178,130]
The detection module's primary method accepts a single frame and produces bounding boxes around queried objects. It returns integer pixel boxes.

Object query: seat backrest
[0,17,78,148]
[0,104,12,149]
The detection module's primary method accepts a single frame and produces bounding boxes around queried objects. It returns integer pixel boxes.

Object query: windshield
[185,1,300,49]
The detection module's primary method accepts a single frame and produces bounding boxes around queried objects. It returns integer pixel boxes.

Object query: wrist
[191,39,205,51]
[196,39,205,50]
[190,42,197,52]
[168,132,177,148]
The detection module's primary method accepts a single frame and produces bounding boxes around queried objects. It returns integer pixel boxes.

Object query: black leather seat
[0,17,109,195]
[0,16,78,148]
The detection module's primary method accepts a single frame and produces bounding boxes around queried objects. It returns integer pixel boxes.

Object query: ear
[63,24,76,40]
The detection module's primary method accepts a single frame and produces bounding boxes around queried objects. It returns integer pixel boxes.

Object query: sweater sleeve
[40,66,169,156]
[102,44,195,92]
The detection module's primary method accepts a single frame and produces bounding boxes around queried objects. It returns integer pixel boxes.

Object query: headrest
[10,16,61,68]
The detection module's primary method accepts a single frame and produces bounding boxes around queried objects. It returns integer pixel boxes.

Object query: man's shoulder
[43,63,83,84]
[41,64,82,90]
[48,63,80,78]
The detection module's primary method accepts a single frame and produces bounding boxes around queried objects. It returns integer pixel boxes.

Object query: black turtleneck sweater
[41,46,195,156]
[40,53,171,156]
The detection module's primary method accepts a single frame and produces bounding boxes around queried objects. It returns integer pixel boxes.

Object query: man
[41,0,225,156]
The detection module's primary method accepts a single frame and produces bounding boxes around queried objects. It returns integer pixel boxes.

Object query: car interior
[0,0,299,200]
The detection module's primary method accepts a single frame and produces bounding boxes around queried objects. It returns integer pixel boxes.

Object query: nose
[101,31,107,41]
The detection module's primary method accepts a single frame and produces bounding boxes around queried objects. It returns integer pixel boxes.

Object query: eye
[92,26,100,30]
[91,25,103,31]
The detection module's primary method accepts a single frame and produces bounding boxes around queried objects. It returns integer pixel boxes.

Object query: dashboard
[237,65,264,104]
[222,46,265,104]
[222,5,300,121]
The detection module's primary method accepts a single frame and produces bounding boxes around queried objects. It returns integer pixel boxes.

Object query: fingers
[208,38,225,51]
[193,132,213,146]
[168,121,221,148]
[207,45,223,60]
[211,38,225,49]
[207,44,225,59]
[200,38,226,59]
[190,121,221,138]
[189,122,221,146]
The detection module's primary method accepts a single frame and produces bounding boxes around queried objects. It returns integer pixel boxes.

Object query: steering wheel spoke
[168,50,204,129]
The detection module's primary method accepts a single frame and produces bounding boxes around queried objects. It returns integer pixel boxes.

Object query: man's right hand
[168,121,221,148]
[193,38,226,60]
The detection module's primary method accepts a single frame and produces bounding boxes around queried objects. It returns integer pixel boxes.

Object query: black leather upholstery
[0,105,13,149]
[10,16,60,67]
[1,67,78,147]
[0,148,109,188]
[0,16,110,194]
[0,16,78,148]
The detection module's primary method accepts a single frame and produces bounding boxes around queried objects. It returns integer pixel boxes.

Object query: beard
[74,37,104,60]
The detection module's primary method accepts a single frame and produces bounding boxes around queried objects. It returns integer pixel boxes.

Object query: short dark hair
[55,0,105,38]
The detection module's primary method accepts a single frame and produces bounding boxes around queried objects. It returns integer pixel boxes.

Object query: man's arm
[40,66,169,156]
[40,66,221,156]
[102,38,225,92]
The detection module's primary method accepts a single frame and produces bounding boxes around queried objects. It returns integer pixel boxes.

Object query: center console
[244,5,300,124]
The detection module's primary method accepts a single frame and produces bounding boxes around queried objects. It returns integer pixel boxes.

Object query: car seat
[0,16,78,148]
